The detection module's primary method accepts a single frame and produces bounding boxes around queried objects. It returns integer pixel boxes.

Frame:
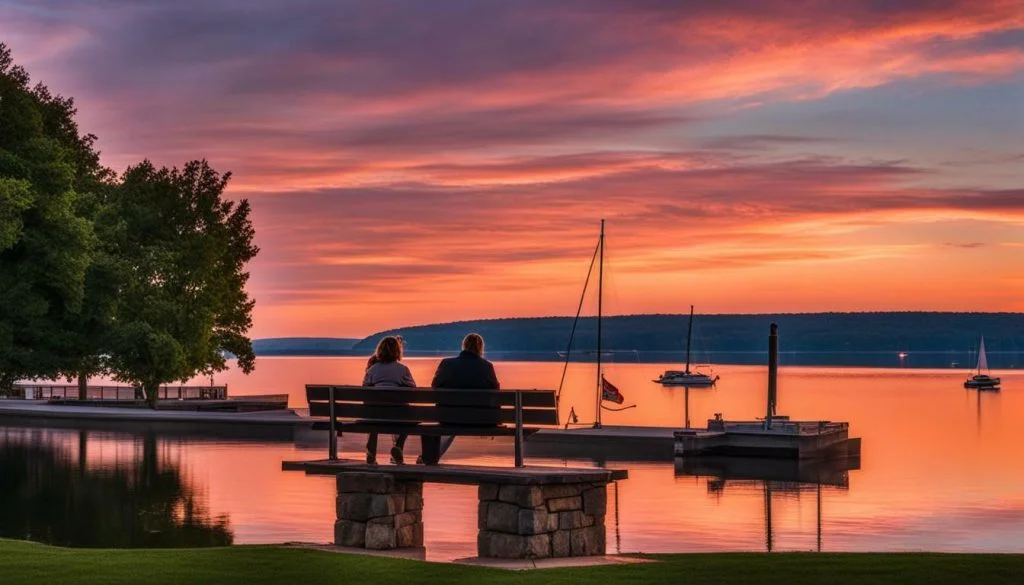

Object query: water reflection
[675,456,859,552]
[0,428,233,547]
[971,388,999,434]
[2,360,1023,558]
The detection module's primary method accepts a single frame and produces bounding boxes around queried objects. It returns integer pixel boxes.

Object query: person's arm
[400,364,417,388]
[431,360,449,388]
[486,362,500,390]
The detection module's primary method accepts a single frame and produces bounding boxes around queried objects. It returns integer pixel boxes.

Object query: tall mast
[594,219,605,428]
[766,323,779,429]
[685,305,694,374]
[977,336,988,374]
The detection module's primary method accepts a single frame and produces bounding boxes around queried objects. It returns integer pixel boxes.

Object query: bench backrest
[306,385,558,426]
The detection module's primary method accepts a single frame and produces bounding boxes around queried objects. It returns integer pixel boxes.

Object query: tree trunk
[77,372,88,401]
[0,373,14,396]
[144,382,159,409]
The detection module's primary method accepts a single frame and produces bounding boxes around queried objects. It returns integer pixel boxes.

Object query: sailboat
[655,305,719,387]
[964,336,1000,389]
[556,219,636,429]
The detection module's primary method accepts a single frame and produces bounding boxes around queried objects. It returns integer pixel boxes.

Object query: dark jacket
[431,351,500,390]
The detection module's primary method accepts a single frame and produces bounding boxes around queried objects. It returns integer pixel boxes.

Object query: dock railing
[708,419,849,435]
[11,384,228,401]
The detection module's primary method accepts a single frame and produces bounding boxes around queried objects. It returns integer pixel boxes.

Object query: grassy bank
[1,540,1022,585]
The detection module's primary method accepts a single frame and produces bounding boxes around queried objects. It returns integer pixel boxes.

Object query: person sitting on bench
[363,336,416,464]
[420,333,500,464]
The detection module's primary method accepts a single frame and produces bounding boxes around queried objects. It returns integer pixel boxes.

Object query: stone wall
[477,481,607,558]
[335,473,424,550]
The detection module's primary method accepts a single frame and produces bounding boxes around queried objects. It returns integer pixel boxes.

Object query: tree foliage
[105,160,258,402]
[0,43,259,399]
[0,42,97,389]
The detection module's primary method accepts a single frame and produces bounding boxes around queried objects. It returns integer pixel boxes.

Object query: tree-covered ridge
[350,312,1024,367]
[0,42,258,401]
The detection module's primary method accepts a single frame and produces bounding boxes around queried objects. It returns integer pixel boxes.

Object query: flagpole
[594,219,604,429]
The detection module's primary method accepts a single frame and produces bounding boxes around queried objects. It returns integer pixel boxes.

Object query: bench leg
[420,436,441,465]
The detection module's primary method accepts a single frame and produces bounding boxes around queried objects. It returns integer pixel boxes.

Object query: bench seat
[306,384,559,467]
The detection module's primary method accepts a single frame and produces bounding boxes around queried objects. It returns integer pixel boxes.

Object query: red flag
[601,376,624,404]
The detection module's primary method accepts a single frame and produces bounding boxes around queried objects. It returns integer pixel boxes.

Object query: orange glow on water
[5,359,1023,559]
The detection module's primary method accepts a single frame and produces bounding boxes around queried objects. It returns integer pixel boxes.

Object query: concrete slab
[281,543,654,569]
[282,459,628,484]
[454,554,656,570]
[281,542,426,561]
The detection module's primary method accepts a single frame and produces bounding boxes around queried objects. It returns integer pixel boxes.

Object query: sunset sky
[3,0,1022,337]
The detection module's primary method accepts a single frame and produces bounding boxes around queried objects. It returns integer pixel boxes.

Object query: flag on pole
[601,376,624,404]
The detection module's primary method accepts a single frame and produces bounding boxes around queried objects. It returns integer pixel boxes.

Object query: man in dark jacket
[431,333,499,391]
[420,333,499,464]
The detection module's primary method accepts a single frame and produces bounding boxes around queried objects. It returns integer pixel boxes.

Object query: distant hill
[252,337,361,356]
[349,312,1024,369]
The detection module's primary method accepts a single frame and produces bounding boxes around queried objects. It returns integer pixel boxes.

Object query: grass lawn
[1,539,1022,585]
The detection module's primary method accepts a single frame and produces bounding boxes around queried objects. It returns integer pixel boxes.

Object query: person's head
[462,333,485,356]
[375,336,403,363]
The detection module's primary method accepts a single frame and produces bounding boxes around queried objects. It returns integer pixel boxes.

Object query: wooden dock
[0,401,308,440]
[526,426,678,460]
[45,395,289,412]
[674,419,860,459]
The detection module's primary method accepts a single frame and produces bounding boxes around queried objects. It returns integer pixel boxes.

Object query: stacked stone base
[335,473,424,550]
[477,482,607,558]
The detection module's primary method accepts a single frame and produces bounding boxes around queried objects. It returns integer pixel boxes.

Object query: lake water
[2,357,1023,560]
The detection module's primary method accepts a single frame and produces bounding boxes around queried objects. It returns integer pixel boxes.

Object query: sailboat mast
[977,336,988,374]
[595,219,605,429]
[685,305,694,373]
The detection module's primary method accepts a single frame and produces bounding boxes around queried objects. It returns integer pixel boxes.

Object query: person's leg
[366,433,378,464]
[438,436,455,459]
[390,434,407,464]
[419,435,440,465]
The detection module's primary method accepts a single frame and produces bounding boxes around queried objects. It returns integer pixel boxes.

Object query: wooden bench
[306,385,559,467]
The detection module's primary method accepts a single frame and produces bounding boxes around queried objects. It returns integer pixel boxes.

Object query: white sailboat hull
[656,370,719,387]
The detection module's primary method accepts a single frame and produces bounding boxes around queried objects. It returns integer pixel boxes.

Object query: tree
[0,42,97,391]
[105,160,258,404]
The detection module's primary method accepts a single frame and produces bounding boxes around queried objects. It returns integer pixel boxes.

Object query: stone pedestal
[477,481,607,559]
[334,473,424,550]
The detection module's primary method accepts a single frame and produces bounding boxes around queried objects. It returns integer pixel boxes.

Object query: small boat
[656,306,719,387]
[964,336,1000,389]
[657,369,719,387]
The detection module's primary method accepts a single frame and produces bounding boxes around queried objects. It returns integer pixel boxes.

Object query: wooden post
[514,391,524,468]
[328,386,338,461]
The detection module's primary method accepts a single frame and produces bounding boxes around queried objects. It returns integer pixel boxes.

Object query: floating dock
[673,323,860,461]
[674,419,860,459]
[526,426,677,461]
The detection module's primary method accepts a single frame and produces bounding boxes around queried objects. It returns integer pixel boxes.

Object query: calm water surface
[2,357,1022,561]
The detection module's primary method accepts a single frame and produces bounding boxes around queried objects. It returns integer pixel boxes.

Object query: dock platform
[674,419,859,459]
[526,426,678,460]
[0,401,309,440]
